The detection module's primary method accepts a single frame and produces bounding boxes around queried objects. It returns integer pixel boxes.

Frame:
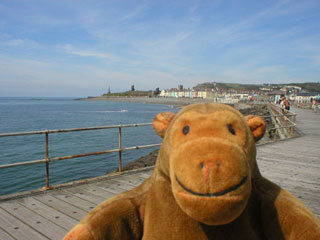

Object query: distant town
[101,82,320,104]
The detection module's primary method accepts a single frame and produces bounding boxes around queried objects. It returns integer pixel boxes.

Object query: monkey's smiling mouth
[175,175,248,197]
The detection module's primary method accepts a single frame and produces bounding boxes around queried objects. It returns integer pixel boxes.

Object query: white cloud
[1,38,41,49]
[121,3,148,21]
[3,38,24,46]
[60,44,121,62]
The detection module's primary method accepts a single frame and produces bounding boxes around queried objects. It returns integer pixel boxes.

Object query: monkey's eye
[183,125,190,135]
[228,124,236,135]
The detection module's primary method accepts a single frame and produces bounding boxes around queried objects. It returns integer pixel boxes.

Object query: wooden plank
[0,208,47,240]
[263,178,320,198]
[263,138,319,147]
[125,173,148,182]
[0,226,16,240]
[137,172,153,179]
[258,156,319,174]
[290,138,320,145]
[48,190,96,212]
[259,161,319,176]
[279,185,319,202]
[257,151,320,165]
[94,180,128,194]
[63,186,107,205]
[271,181,320,196]
[87,181,130,196]
[105,178,136,190]
[107,180,135,191]
[17,197,78,231]
[259,142,314,151]
[261,159,319,176]
[113,174,146,187]
[65,183,114,200]
[259,165,320,181]
[275,180,320,195]
[258,149,320,163]
[261,171,319,186]
[33,194,87,221]
[260,167,319,183]
[0,201,66,239]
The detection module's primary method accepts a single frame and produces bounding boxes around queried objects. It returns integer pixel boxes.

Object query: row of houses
[159,88,261,102]
[159,87,320,103]
[267,91,320,103]
[159,89,215,98]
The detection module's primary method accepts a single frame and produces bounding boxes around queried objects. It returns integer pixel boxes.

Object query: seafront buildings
[159,84,320,104]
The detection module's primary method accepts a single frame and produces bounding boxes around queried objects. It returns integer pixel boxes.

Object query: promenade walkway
[257,106,320,217]
[0,106,319,239]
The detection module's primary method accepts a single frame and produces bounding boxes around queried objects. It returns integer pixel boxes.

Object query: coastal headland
[78,96,215,108]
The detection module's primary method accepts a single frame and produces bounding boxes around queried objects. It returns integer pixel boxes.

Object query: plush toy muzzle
[170,138,252,225]
[153,103,265,226]
[170,138,251,225]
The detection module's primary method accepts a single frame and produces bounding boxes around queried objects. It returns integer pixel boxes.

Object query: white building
[295,93,320,103]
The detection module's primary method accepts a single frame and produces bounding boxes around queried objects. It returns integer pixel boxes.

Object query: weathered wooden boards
[0,169,153,240]
[0,106,319,239]
[256,107,320,217]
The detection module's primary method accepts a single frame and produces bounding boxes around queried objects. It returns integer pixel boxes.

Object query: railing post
[285,112,290,137]
[118,127,122,172]
[292,114,296,135]
[290,114,294,136]
[44,131,52,189]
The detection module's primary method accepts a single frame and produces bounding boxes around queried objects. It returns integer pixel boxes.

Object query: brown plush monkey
[64,103,320,240]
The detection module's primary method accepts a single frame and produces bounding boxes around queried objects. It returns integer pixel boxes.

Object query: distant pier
[0,106,319,239]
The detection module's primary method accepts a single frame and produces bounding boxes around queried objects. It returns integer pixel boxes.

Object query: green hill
[287,82,320,92]
[194,82,261,91]
[194,82,320,92]
[103,90,152,97]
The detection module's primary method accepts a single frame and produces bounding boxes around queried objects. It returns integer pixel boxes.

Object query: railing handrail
[0,123,157,191]
[0,123,152,137]
[0,106,298,194]
[267,103,297,140]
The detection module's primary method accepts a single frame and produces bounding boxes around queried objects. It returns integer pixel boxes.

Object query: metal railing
[0,104,298,193]
[266,103,297,141]
[0,123,160,190]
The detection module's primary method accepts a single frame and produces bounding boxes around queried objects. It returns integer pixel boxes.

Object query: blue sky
[0,0,319,97]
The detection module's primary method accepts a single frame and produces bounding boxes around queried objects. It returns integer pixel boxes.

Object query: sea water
[0,97,178,196]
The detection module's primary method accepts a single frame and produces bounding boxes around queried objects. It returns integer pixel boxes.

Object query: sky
[0,0,320,97]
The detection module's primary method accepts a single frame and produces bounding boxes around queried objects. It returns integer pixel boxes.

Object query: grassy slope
[194,82,320,92]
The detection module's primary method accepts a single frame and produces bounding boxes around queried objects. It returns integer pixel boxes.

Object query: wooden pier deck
[0,106,319,239]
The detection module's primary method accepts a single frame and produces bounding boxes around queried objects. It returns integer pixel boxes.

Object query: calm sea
[0,97,177,196]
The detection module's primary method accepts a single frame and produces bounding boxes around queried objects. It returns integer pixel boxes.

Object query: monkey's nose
[200,161,221,184]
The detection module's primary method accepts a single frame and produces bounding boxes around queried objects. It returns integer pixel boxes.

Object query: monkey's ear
[152,112,176,138]
[245,115,266,142]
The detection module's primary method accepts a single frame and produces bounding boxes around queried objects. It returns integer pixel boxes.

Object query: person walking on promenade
[281,96,290,112]
[312,98,317,113]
